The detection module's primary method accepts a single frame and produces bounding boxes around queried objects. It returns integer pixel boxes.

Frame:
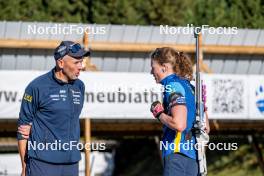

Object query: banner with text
[0,71,263,120]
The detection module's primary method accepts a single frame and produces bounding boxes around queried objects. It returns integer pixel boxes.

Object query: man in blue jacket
[17,41,89,176]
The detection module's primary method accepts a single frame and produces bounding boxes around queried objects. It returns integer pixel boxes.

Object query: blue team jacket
[160,74,197,160]
[17,68,85,164]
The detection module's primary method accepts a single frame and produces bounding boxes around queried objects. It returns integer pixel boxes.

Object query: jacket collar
[160,74,178,85]
[49,67,75,85]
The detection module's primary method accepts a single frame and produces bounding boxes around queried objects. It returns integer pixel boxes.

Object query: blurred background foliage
[0,0,264,28]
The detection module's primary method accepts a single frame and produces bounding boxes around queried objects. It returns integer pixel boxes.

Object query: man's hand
[18,139,27,176]
[150,101,164,119]
[17,124,32,139]
[17,124,31,175]
[21,167,26,176]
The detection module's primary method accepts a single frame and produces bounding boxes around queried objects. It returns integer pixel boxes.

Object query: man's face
[59,55,83,81]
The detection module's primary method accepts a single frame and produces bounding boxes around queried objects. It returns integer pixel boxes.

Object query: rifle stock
[194,29,209,176]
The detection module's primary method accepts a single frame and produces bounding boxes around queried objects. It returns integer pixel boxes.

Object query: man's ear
[57,59,64,69]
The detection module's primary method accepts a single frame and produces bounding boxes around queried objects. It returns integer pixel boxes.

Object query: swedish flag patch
[23,93,32,103]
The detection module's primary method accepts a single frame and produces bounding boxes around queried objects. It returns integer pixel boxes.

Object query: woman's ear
[161,66,165,73]
[161,64,169,73]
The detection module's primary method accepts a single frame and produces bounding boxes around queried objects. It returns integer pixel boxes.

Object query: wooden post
[196,33,213,73]
[83,30,91,176]
[83,30,97,71]
[85,118,91,176]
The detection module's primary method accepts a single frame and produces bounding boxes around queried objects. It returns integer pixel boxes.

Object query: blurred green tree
[184,0,264,28]
[0,0,263,28]
[0,0,89,22]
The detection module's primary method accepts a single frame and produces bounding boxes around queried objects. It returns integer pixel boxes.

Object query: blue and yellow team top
[160,74,197,160]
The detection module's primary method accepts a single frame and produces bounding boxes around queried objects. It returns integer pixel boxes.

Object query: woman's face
[150,59,165,83]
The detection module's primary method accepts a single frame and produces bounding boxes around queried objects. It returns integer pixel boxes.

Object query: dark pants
[163,153,198,176]
[26,157,79,176]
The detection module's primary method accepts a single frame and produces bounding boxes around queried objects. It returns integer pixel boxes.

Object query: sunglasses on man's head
[69,43,82,53]
[55,43,83,60]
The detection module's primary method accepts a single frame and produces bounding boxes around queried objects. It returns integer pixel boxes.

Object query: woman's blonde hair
[150,47,193,81]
